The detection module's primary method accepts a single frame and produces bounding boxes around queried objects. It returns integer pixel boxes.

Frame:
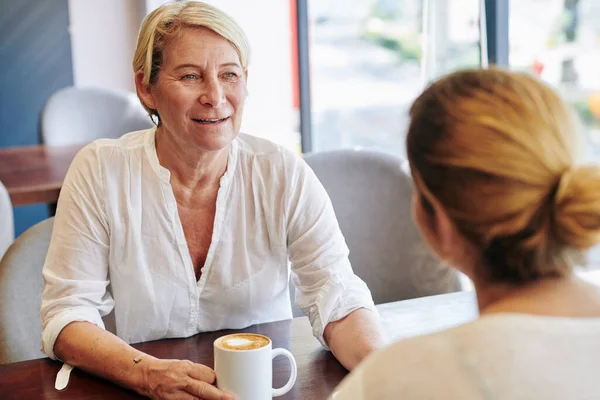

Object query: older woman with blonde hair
[332,68,600,399]
[40,2,384,399]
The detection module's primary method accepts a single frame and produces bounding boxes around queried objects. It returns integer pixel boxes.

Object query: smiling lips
[192,117,229,124]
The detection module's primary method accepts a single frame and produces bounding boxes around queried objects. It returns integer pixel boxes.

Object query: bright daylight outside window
[510,0,600,161]
[308,0,482,157]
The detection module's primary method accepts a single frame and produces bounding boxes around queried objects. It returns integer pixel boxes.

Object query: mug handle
[271,348,297,397]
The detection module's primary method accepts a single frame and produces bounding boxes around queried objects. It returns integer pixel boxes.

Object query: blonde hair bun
[554,165,600,249]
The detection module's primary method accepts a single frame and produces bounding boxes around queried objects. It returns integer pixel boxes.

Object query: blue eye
[223,72,238,79]
[182,74,199,80]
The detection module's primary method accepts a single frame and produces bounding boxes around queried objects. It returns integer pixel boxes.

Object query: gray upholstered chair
[41,86,154,146]
[0,217,116,363]
[0,218,54,363]
[290,149,460,317]
[0,181,14,261]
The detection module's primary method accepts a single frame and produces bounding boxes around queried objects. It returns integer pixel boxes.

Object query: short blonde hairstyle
[407,68,600,284]
[132,1,250,116]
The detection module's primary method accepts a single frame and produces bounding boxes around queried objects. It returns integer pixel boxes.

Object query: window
[510,0,600,161]
[307,0,483,157]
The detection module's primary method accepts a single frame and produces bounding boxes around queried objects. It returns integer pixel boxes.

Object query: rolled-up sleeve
[285,155,377,350]
[40,144,114,360]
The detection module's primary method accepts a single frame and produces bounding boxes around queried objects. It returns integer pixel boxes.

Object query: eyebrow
[174,62,242,70]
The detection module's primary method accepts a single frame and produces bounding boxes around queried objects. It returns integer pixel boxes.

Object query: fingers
[184,361,216,384]
[185,379,236,400]
[169,394,200,400]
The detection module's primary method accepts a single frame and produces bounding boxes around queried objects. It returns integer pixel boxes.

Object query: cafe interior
[1,0,600,399]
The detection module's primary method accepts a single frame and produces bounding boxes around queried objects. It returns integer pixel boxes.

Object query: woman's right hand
[142,358,235,400]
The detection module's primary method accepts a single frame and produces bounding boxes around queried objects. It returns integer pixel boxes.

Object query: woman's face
[143,27,247,152]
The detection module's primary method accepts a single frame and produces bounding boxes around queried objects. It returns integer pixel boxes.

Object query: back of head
[406,68,600,284]
[132,1,250,117]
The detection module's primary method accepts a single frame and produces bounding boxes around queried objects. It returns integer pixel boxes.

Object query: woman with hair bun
[333,68,600,399]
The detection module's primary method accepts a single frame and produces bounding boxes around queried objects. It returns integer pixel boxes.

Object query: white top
[41,128,376,360]
[332,313,600,400]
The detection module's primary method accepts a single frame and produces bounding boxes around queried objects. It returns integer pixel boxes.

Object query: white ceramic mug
[214,333,297,400]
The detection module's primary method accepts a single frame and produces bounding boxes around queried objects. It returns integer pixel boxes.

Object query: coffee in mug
[216,333,270,351]
[214,333,297,400]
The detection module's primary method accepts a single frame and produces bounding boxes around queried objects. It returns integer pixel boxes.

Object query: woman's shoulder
[367,329,461,368]
[335,314,600,399]
[236,132,305,169]
[236,132,295,154]
[91,128,152,152]
[334,316,530,400]
[333,330,476,400]
[73,128,153,163]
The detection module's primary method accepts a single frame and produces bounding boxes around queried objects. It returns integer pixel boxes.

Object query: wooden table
[0,291,479,400]
[0,144,84,206]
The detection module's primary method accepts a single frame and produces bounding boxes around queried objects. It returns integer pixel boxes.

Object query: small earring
[151,110,160,126]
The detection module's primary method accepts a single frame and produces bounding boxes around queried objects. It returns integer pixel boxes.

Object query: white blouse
[332,313,600,400]
[41,128,376,359]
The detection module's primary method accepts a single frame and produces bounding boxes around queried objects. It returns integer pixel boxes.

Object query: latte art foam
[216,333,270,351]
[224,338,253,348]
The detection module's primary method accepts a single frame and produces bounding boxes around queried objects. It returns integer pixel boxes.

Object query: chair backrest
[0,217,116,364]
[41,86,154,146]
[290,149,460,317]
[0,181,14,261]
[0,218,54,363]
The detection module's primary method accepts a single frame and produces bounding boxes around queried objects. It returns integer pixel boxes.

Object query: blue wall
[0,0,74,235]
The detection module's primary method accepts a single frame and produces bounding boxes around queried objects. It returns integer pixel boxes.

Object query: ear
[135,70,157,110]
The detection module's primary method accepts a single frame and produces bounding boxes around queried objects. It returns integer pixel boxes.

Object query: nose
[200,77,225,108]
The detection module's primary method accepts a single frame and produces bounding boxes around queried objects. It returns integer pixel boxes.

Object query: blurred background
[309,0,600,158]
[1,0,600,236]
